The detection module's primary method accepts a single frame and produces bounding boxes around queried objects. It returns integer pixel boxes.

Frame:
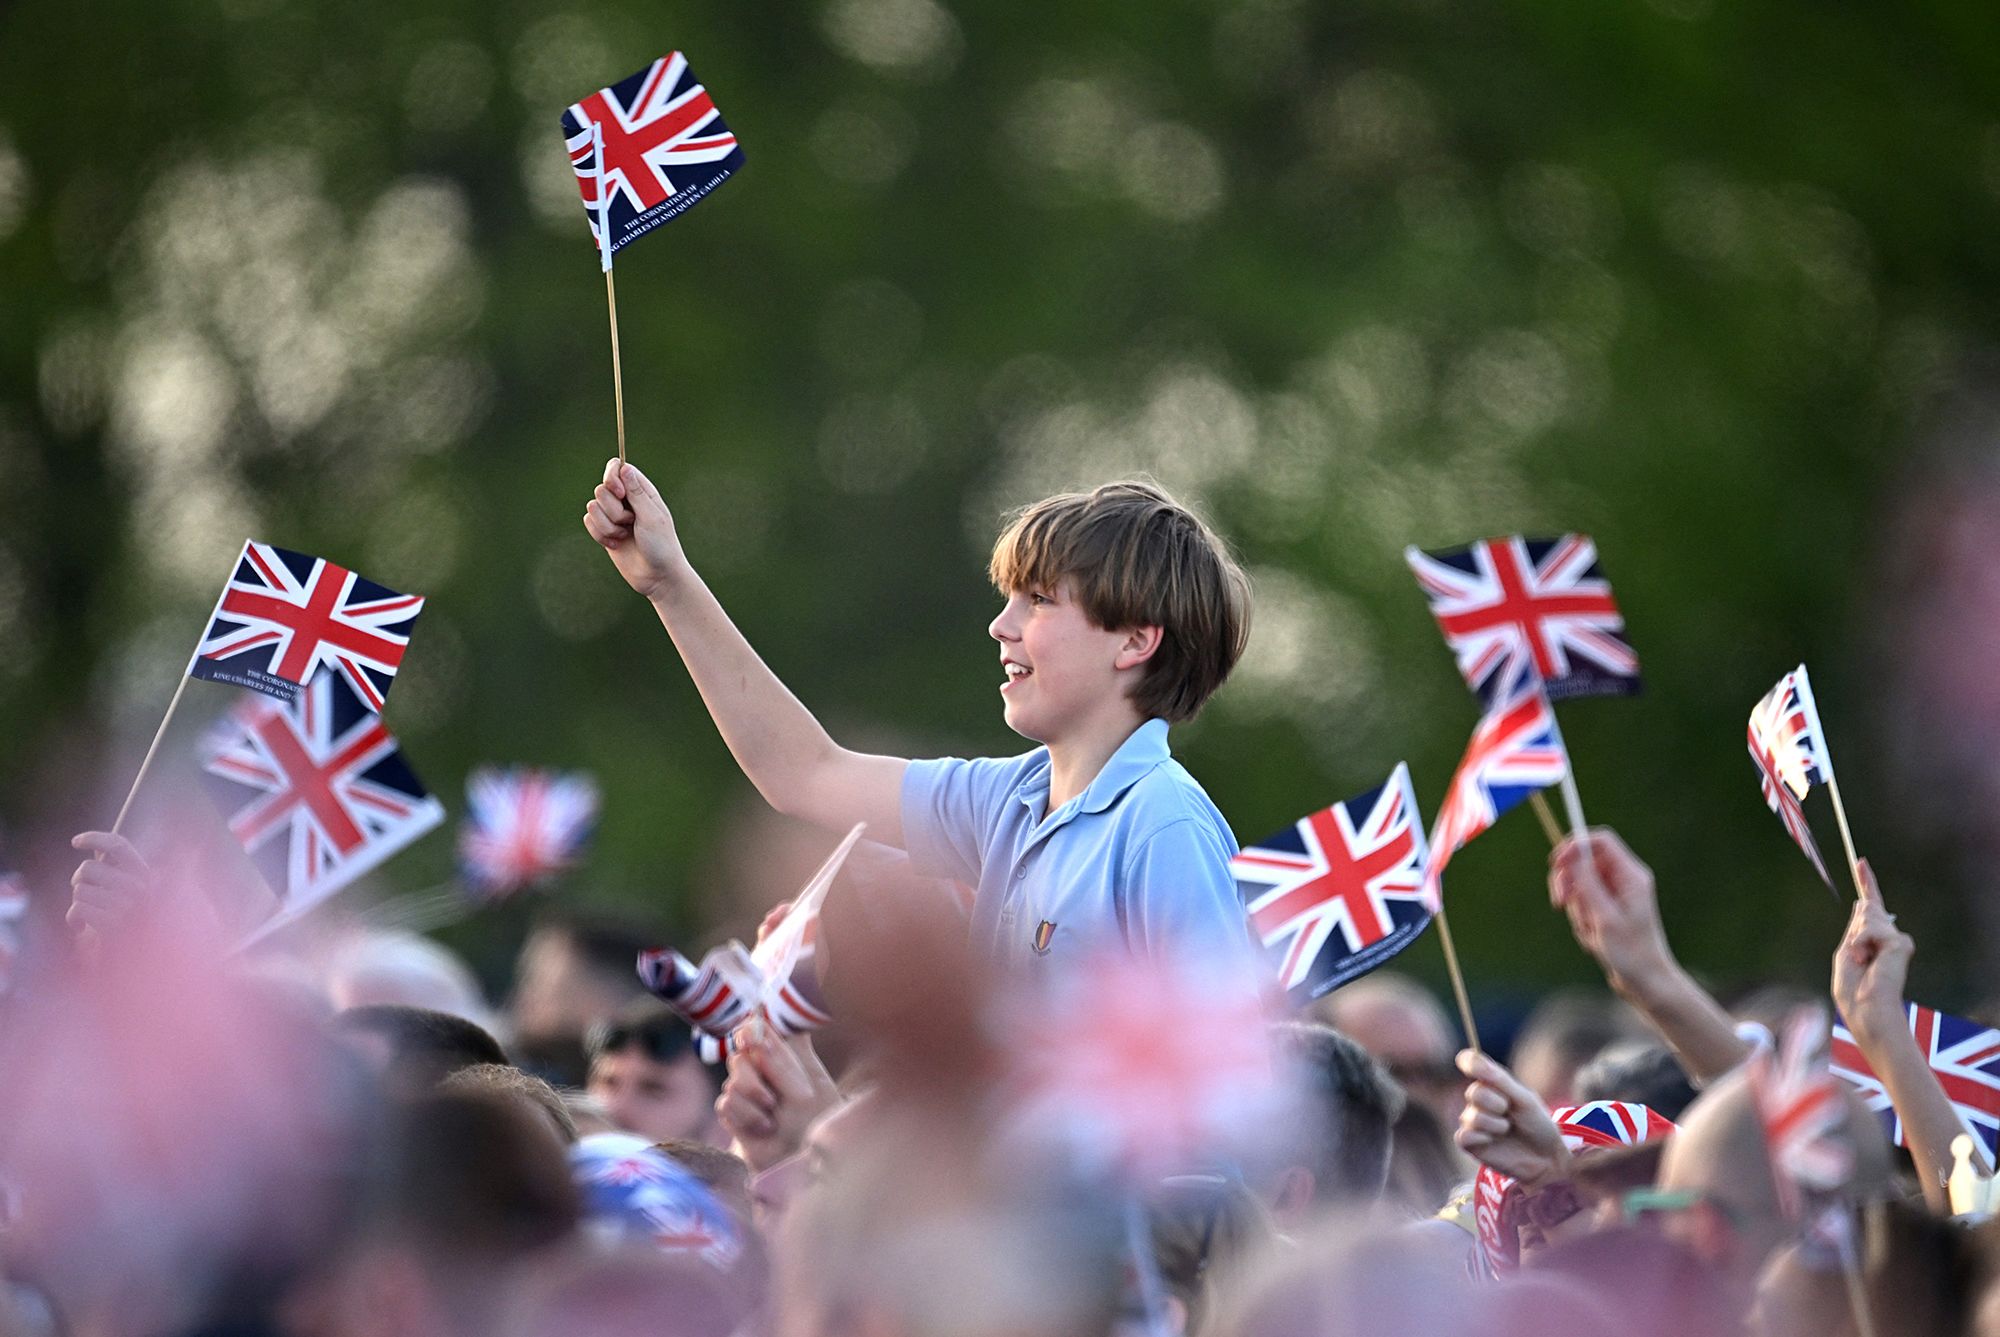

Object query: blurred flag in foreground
[0,873,26,997]
[1748,664,1836,888]
[1232,763,1432,1002]
[1406,534,1639,707]
[1002,951,1284,1179]
[571,1133,741,1267]
[458,767,600,898]
[1750,1007,1852,1219]
[1424,686,1569,907]
[201,670,444,927]
[1832,1003,2000,1164]
[190,540,424,712]
[561,52,744,267]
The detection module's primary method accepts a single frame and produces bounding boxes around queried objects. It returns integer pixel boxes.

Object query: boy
[583,462,1256,974]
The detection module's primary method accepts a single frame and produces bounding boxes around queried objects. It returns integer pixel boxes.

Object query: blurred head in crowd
[654,1138,755,1230]
[1508,990,1643,1107]
[1147,1173,1278,1337]
[1651,1067,1892,1307]
[322,1090,579,1337]
[1264,1022,1405,1226]
[498,1246,750,1337]
[1381,1099,1463,1217]
[325,930,499,1039]
[439,1062,578,1145]
[1574,1041,1699,1121]
[1315,973,1463,1131]
[507,907,658,1078]
[584,1000,725,1146]
[332,1004,508,1097]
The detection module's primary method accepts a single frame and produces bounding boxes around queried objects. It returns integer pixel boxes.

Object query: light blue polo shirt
[900,719,1260,976]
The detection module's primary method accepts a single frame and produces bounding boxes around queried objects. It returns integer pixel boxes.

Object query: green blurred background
[4,0,1999,1009]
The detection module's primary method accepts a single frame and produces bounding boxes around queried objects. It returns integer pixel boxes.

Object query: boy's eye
[1029,591,1051,606]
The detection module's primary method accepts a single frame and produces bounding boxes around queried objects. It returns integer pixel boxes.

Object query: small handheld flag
[1406,534,1639,708]
[571,1133,742,1267]
[1232,763,1432,1002]
[1832,1003,2000,1165]
[1424,685,1570,906]
[561,52,744,268]
[1748,665,1850,891]
[190,541,424,712]
[1750,1006,1852,1219]
[1475,1100,1675,1275]
[201,670,444,929]
[458,767,600,898]
[638,824,863,1058]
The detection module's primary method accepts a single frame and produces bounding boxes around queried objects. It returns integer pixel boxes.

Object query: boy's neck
[1043,710,1151,813]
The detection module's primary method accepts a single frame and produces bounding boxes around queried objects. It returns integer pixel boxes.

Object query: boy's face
[989,580,1142,743]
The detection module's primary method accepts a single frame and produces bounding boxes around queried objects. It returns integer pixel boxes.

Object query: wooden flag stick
[1825,774,1866,899]
[110,674,192,837]
[1529,792,1564,847]
[1433,907,1482,1053]
[1836,1211,1880,1337]
[605,267,628,466]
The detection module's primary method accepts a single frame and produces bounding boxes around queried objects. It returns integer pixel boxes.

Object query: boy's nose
[989,601,1019,642]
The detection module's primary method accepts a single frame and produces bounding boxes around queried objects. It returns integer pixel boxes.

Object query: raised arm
[1832,861,1973,1211]
[585,459,906,842]
[1550,827,1751,1084]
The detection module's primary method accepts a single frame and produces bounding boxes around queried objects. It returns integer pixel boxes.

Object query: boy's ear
[1114,624,1164,671]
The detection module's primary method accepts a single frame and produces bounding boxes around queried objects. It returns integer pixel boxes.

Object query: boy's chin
[999,700,1052,744]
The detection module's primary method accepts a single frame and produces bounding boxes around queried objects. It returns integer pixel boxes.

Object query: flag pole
[1825,775,1866,899]
[593,121,626,466]
[1433,907,1482,1053]
[1529,793,1563,847]
[1835,1207,1880,1337]
[110,674,192,838]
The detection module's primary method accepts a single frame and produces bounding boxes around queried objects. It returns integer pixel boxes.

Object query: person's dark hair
[332,1004,507,1092]
[1573,1042,1698,1121]
[1274,1021,1406,1205]
[439,1062,578,1144]
[1381,1099,1462,1217]
[655,1138,754,1225]
[1147,1174,1276,1335]
[368,1091,579,1264]
[531,906,662,979]
[586,999,722,1093]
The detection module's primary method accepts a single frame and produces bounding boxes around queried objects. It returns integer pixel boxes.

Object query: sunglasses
[585,1018,696,1065]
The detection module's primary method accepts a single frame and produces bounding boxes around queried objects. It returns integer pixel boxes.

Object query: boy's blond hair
[988,479,1251,723]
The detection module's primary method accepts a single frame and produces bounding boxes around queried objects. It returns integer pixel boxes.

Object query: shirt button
[1015,867,1026,880]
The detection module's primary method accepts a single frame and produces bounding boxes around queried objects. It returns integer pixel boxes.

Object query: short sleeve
[1119,817,1261,978]
[900,754,1025,887]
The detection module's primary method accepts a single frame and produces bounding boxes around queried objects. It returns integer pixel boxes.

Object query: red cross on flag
[201,670,443,927]
[1406,534,1640,707]
[189,541,424,712]
[560,52,746,270]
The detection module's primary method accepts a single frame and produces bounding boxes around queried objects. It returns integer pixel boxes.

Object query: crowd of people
[5,470,1996,1336]
[3,811,1997,1336]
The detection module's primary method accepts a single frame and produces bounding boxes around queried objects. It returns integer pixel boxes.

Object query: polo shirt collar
[1017,718,1172,826]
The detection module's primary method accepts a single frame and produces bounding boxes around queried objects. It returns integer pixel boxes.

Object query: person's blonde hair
[988,479,1251,723]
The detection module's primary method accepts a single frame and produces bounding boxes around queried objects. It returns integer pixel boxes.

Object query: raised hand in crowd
[66,831,156,954]
[1550,827,1749,1083]
[715,1020,842,1173]
[1832,860,1972,1209]
[1453,1049,1570,1190]
[584,457,688,600]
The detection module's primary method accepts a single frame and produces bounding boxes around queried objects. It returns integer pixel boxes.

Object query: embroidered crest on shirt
[1032,920,1057,955]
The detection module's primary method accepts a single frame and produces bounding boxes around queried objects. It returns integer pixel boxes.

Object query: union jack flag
[1424,686,1569,905]
[1832,1003,2000,1164]
[199,670,444,917]
[1407,535,1639,707]
[571,1134,742,1267]
[1748,665,1835,889]
[1004,951,1284,1178]
[0,874,27,998]
[638,941,760,1037]
[561,52,744,266]
[458,767,601,898]
[1474,1100,1675,1274]
[189,541,423,712]
[1751,1006,1851,1218]
[1232,763,1433,1001]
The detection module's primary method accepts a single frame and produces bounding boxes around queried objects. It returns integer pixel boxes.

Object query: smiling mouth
[1002,663,1032,689]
